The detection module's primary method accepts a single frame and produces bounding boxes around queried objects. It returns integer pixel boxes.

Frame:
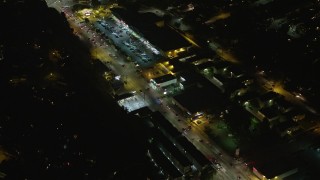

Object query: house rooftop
[212,60,230,70]
[236,90,260,103]
[225,78,247,93]
[260,106,279,120]
[275,98,294,111]
[226,65,245,77]
[195,61,215,71]
[276,120,297,132]
[259,91,282,102]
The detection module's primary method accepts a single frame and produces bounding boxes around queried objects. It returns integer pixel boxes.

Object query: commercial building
[149,112,212,173]
[110,8,193,59]
[172,79,223,117]
[150,74,177,89]
[253,158,298,180]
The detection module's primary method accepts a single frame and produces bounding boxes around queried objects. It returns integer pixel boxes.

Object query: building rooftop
[176,136,211,167]
[152,74,177,84]
[262,0,306,18]
[173,80,223,114]
[151,112,182,139]
[195,61,215,71]
[149,143,182,178]
[212,59,231,70]
[167,58,189,74]
[275,96,291,105]
[260,106,279,120]
[114,92,134,101]
[235,90,260,103]
[254,157,298,179]
[111,8,192,52]
[154,130,192,167]
[283,107,306,122]
[226,65,245,77]
[224,78,247,94]
[129,106,153,117]
[178,70,204,88]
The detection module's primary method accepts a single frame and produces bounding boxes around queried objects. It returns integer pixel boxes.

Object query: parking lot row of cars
[95,18,160,67]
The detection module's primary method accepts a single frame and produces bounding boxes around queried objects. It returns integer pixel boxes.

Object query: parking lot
[94,15,164,68]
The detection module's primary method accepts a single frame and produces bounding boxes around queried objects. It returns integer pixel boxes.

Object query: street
[46,1,260,179]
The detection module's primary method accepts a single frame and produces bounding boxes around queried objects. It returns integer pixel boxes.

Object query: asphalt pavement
[46,1,260,179]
